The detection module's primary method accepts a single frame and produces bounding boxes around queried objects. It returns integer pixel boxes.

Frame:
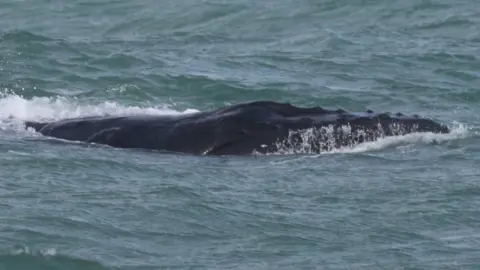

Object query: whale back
[24,101,450,155]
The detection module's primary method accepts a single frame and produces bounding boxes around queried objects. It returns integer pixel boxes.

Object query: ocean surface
[1,0,480,269]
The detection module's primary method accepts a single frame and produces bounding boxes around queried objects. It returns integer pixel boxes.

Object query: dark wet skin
[24,101,450,155]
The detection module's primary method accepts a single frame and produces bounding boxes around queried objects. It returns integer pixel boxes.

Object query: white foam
[40,248,57,256]
[330,122,469,154]
[262,122,471,156]
[0,92,199,132]
[11,245,57,257]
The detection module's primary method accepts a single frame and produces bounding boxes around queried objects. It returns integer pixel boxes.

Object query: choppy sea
[1,0,480,269]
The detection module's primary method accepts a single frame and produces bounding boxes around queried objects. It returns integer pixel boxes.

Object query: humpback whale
[24,101,450,155]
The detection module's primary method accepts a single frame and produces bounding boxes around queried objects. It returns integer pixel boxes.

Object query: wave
[0,246,111,270]
[1,30,54,43]
[0,92,198,139]
[0,91,197,121]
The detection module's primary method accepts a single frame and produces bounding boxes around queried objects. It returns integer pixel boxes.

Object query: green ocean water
[1,0,480,269]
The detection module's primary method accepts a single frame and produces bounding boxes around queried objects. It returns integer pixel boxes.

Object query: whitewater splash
[0,92,199,121]
[0,92,198,133]
[258,123,469,156]
[250,122,467,156]
[0,93,471,155]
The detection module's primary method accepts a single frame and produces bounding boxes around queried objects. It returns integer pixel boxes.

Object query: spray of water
[257,122,470,156]
[0,92,198,132]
